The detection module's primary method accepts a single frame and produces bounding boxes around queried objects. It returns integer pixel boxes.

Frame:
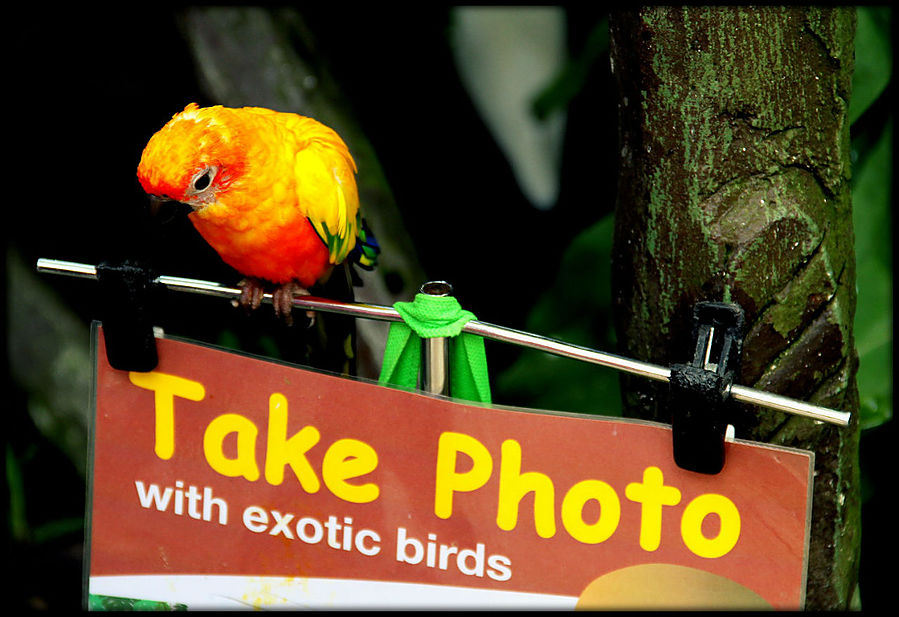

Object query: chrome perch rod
[36,258,851,427]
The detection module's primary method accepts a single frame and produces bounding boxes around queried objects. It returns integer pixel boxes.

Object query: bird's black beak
[148,195,192,223]
[148,195,171,216]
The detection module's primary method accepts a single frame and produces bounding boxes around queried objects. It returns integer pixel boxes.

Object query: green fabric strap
[378,293,491,403]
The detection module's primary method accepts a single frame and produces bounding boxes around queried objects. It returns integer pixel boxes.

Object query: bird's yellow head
[137,103,247,212]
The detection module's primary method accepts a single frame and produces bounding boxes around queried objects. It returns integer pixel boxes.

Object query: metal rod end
[420,281,454,296]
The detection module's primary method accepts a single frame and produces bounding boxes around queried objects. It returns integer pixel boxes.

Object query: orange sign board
[86,325,812,609]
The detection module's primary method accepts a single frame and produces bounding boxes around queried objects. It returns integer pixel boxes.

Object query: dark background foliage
[4,5,892,610]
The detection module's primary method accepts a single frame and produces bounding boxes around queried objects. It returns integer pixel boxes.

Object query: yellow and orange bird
[137,103,378,323]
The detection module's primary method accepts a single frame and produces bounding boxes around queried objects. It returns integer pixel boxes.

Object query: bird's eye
[193,169,212,191]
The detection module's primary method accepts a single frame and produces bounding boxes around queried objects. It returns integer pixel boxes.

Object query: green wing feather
[294,139,359,265]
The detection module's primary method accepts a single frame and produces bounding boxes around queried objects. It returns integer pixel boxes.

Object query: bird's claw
[234,278,315,327]
[272,282,315,327]
[237,278,266,311]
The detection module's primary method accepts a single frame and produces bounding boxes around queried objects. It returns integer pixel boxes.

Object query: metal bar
[35,259,404,322]
[461,320,673,383]
[36,259,99,279]
[703,326,716,370]
[418,281,452,395]
[35,258,852,426]
[729,385,850,425]
[421,337,449,395]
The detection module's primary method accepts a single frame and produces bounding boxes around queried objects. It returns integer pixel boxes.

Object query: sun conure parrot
[137,102,379,323]
[136,103,379,373]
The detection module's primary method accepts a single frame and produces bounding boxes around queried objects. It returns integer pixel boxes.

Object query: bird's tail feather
[306,262,357,377]
[349,216,380,272]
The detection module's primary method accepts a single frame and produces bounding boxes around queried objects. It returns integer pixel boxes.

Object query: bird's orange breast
[189,207,331,287]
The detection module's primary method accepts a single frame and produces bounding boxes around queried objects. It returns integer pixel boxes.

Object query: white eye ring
[190,166,217,193]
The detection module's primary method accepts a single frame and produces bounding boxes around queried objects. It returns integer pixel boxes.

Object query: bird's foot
[234,278,314,326]
[272,281,315,327]
[236,277,266,311]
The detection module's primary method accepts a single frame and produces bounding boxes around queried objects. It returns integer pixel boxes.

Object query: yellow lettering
[203,413,260,481]
[681,493,741,558]
[561,479,621,544]
[264,393,321,492]
[322,438,380,503]
[129,371,205,460]
[496,439,555,538]
[625,466,681,551]
[434,432,493,519]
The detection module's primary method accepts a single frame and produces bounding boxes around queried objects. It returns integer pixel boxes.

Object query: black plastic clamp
[669,301,745,474]
[96,259,159,372]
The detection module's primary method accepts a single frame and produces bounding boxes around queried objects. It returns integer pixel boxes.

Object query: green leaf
[849,6,892,125]
[852,120,892,428]
[532,17,609,120]
[525,214,615,335]
[32,517,84,544]
[498,348,622,416]
[6,444,29,542]
[497,214,621,416]
[89,594,187,611]
[852,121,893,265]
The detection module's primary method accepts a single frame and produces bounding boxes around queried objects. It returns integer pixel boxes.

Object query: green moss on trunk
[609,7,859,609]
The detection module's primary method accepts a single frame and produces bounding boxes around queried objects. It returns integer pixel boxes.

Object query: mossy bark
[609,7,859,609]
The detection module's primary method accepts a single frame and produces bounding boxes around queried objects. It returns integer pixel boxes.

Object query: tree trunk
[609,7,859,609]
